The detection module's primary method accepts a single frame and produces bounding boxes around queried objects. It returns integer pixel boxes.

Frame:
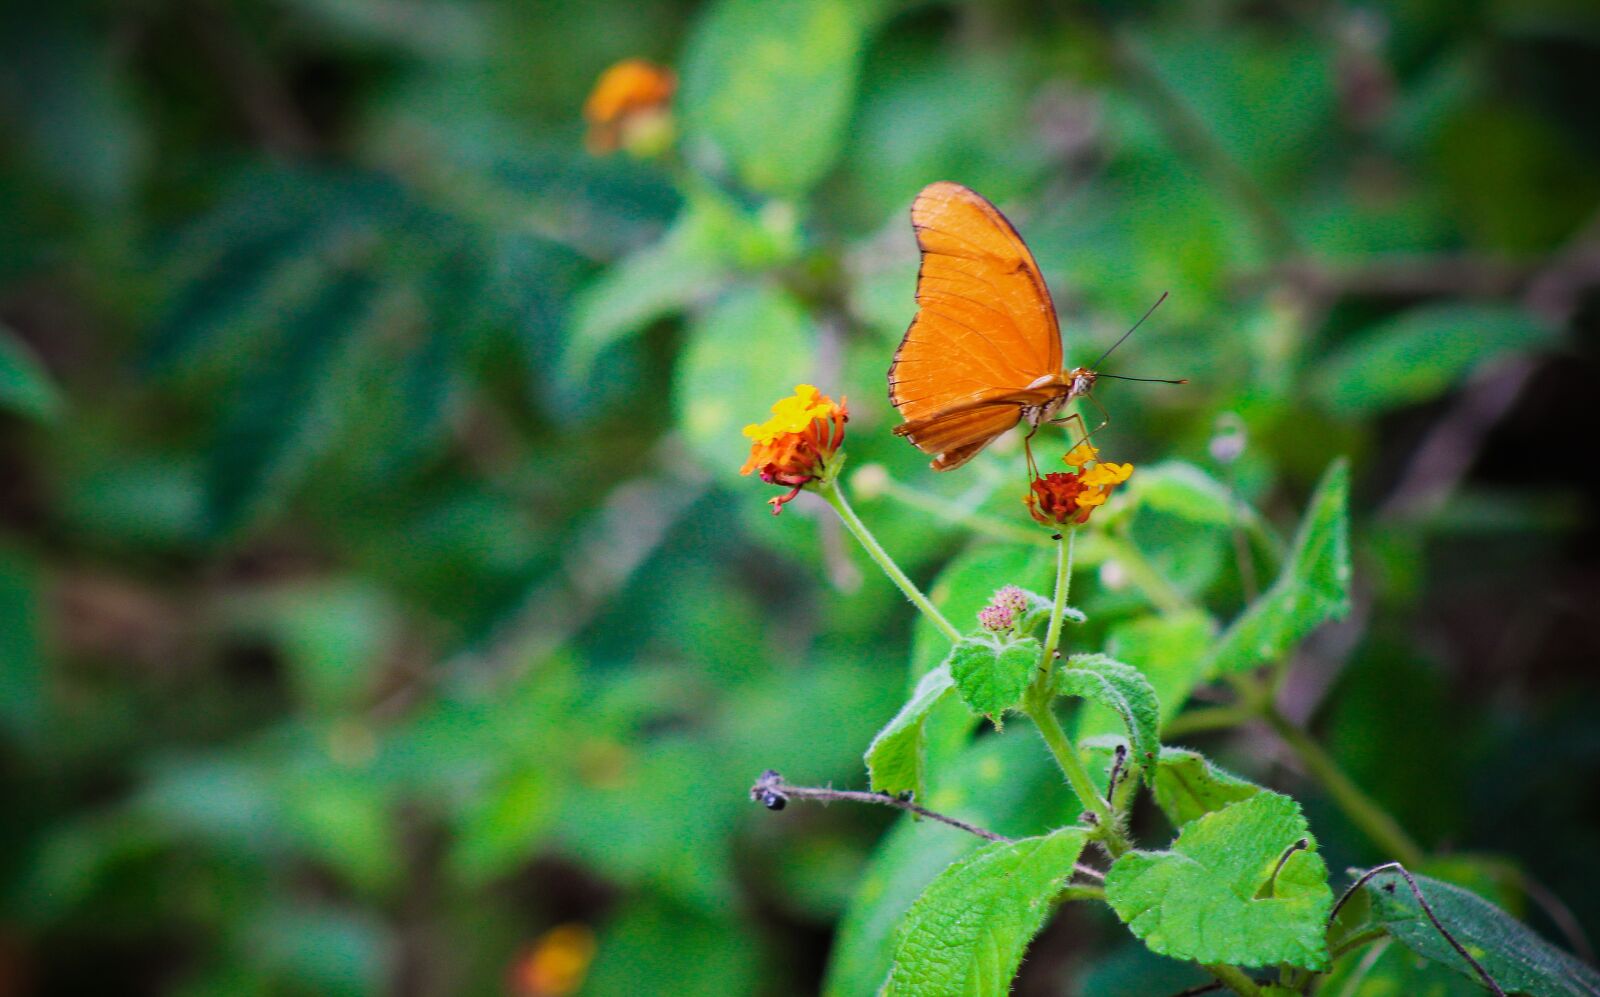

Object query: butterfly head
[1065,366,1097,399]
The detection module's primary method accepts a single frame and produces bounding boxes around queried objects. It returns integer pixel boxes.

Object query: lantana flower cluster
[1025,441,1134,526]
[978,585,1031,634]
[740,384,849,514]
[583,58,676,156]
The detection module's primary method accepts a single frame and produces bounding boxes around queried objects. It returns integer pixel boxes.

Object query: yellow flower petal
[1064,441,1099,467]
[1081,461,1134,487]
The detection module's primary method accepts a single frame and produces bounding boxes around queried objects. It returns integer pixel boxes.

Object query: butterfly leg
[1023,421,1042,481]
[1051,412,1093,451]
[1050,395,1111,447]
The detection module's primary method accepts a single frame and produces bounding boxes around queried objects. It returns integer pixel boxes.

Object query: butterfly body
[888,181,1099,471]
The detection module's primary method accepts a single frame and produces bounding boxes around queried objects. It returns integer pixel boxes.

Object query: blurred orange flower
[1025,445,1133,526]
[510,923,597,997]
[741,384,848,514]
[583,58,676,155]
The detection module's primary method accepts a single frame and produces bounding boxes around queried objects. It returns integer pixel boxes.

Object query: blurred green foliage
[2,0,1599,993]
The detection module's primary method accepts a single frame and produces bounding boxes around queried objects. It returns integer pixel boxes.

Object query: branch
[1328,863,1506,997]
[750,770,1009,842]
[750,771,1110,888]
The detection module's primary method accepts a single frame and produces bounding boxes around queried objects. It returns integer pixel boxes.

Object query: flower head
[511,923,597,997]
[978,585,1031,633]
[977,603,1014,633]
[741,385,848,515]
[1025,446,1134,526]
[584,59,676,155]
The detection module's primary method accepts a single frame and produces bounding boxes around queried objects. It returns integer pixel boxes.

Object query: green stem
[1040,528,1076,675]
[1203,963,1263,997]
[1026,697,1124,853]
[1104,535,1196,616]
[871,471,1050,547]
[818,479,961,644]
[1329,925,1388,961]
[1260,702,1426,868]
[1162,703,1259,739]
[1024,531,1127,855]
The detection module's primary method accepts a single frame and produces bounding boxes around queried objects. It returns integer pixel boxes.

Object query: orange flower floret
[510,923,597,997]
[741,384,848,515]
[584,59,676,154]
[1025,446,1134,526]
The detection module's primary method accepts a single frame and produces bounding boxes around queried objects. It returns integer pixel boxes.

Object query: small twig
[751,771,1108,884]
[1329,863,1506,997]
[1167,983,1224,997]
[1255,838,1309,899]
[1106,743,1130,800]
[750,770,1010,842]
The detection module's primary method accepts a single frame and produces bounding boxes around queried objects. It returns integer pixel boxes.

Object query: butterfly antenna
[1092,291,1168,370]
[1097,374,1189,384]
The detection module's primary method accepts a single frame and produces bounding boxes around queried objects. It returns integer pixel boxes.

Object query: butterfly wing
[896,402,1025,471]
[888,182,1065,468]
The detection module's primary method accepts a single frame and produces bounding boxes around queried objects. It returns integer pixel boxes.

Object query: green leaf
[1150,747,1262,829]
[448,766,558,886]
[1124,461,1261,530]
[884,828,1088,996]
[562,190,796,386]
[1313,304,1556,416]
[0,326,62,422]
[672,283,815,474]
[679,0,875,195]
[827,731,1087,997]
[1059,654,1161,777]
[911,544,1054,681]
[563,221,723,384]
[1322,940,1483,997]
[1207,459,1350,675]
[865,663,954,798]
[583,899,760,997]
[1360,869,1600,997]
[205,270,378,539]
[1106,792,1333,969]
[947,635,1039,723]
[1106,610,1216,727]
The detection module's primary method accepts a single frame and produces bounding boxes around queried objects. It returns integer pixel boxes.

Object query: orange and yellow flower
[510,923,597,997]
[583,58,676,155]
[1025,441,1134,526]
[741,384,848,515]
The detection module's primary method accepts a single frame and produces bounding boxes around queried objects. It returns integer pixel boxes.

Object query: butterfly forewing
[888,182,1066,468]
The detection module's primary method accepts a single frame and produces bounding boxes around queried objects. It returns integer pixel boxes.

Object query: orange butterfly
[888,181,1175,472]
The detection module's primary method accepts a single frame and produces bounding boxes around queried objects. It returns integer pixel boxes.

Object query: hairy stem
[867,470,1051,547]
[1328,925,1388,961]
[819,479,961,643]
[1104,534,1196,616]
[1040,528,1077,677]
[1202,963,1262,996]
[1260,703,1426,868]
[1161,703,1259,738]
[1024,531,1127,855]
[750,771,1007,841]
